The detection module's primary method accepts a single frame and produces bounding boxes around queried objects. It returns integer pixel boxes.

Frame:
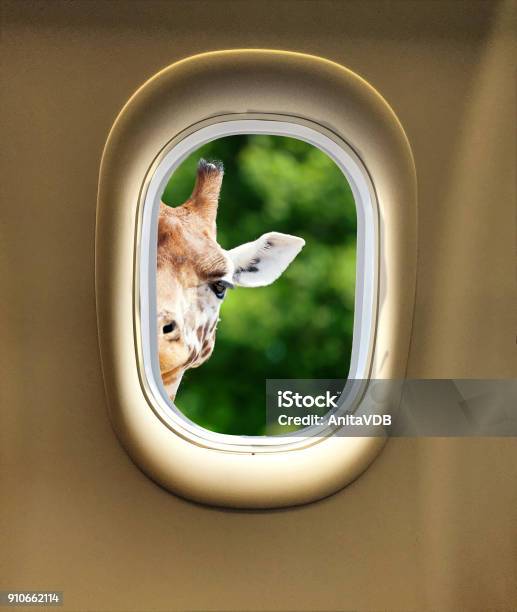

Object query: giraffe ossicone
[157,158,305,400]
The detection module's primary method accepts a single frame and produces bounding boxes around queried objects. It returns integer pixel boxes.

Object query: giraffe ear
[187,158,224,228]
[228,232,305,288]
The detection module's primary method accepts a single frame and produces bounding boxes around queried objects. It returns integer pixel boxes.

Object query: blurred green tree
[161,135,356,435]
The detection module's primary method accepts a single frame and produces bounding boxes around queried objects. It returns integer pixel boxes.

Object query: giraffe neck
[162,371,184,402]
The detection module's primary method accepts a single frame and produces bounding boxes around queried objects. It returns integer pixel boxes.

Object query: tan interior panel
[2,1,515,610]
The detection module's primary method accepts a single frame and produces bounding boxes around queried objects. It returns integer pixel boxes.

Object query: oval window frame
[138,117,377,451]
[96,50,417,508]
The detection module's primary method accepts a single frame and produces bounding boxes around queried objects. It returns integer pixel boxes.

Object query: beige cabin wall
[1,1,515,610]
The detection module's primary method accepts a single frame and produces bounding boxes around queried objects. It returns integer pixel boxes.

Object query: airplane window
[96,50,416,506]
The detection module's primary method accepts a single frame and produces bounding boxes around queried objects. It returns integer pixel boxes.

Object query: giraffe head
[157,159,305,400]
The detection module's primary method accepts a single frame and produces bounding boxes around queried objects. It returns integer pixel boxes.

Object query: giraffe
[157,158,305,400]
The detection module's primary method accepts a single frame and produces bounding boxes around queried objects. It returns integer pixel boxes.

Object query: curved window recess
[96,50,417,508]
[139,118,376,452]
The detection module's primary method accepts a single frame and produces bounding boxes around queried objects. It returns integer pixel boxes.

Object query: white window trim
[138,118,378,452]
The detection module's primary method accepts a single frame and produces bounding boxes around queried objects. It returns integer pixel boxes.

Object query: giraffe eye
[210,281,227,299]
[162,321,176,334]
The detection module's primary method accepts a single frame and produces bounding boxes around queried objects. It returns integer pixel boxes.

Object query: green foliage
[162,135,356,435]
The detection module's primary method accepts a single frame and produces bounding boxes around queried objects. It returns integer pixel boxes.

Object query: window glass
[157,135,356,435]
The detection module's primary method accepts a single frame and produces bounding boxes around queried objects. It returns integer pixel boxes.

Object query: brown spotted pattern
[157,160,230,400]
